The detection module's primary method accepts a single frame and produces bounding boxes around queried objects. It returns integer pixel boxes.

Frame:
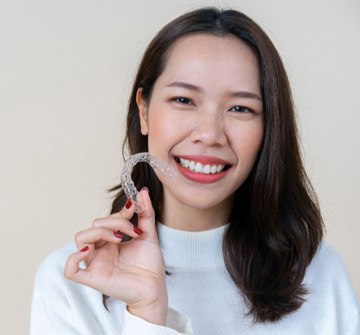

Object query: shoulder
[304,242,359,333]
[35,243,77,282]
[32,243,106,314]
[307,242,353,282]
[305,241,357,291]
[31,246,125,333]
[33,243,81,300]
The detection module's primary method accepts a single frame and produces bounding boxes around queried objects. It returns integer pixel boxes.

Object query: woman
[31,7,359,335]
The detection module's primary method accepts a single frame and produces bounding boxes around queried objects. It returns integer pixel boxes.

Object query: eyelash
[228,106,253,114]
[173,97,193,105]
[172,97,254,114]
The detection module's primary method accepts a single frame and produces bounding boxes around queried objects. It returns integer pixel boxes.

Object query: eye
[173,97,193,105]
[228,105,253,113]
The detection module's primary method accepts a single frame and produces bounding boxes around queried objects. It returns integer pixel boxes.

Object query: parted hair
[109,7,324,322]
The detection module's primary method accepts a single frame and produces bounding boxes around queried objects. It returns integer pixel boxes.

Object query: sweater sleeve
[121,308,193,335]
[31,244,86,334]
[31,244,126,334]
[30,244,194,335]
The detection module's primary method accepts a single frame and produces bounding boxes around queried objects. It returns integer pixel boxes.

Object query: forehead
[156,33,260,93]
[168,32,255,56]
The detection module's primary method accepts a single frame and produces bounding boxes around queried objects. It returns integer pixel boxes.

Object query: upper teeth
[179,158,225,174]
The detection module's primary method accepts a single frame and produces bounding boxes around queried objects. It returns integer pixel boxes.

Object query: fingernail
[125,199,132,209]
[141,186,149,193]
[133,225,143,235]
[113,231,125,239]
[80,246,89,252]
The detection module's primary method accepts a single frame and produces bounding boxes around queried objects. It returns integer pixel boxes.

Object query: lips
[174,155,231,183]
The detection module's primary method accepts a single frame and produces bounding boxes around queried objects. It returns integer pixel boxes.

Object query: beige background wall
[1,1,359,334]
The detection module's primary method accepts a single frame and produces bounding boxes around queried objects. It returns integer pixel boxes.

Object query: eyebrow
[229,91,262,101]
[166,81,201,92]
[165,81,262,101]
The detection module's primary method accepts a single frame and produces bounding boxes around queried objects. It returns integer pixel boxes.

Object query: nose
[190,110,227,147]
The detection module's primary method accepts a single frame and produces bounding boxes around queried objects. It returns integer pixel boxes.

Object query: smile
[177,158,226,174]
[174,155,231,184]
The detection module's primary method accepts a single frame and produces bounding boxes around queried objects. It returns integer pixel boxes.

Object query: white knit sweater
[31,223,360,334]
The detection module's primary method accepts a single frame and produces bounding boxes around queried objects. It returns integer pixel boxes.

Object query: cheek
[146,100,195,152]
[230,122,264,164]
[146,108,181,153]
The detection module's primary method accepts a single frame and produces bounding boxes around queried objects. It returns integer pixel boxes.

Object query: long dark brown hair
[109,7,324,322]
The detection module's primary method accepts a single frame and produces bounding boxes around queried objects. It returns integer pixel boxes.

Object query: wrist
[127,295,168,326]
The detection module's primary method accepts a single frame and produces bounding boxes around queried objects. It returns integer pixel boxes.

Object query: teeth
[195,162,202,173]
[203,164,211,174]
[178,158,226,174]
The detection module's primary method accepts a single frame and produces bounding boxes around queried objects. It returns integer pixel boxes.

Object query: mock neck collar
[156,222,227,270]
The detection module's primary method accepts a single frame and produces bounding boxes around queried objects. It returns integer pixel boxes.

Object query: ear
[136,88,149,135]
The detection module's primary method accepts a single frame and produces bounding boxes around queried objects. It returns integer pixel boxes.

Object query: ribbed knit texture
[31,223,360,334]
[157,223,225,269]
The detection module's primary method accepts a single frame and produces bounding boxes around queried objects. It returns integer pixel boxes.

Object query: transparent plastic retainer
[121,152,176,213]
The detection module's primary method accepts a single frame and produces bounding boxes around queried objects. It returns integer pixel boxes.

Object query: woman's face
[137,33,263,215]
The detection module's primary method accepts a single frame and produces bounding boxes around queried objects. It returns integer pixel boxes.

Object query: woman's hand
[64,189,168,325]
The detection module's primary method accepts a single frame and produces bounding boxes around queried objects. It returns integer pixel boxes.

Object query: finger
[75,225,140,250]
[92,198,136,228]
[91,216,138,235]
[110,198,136,220]
[64,248,91,282]
[137,188,157,238]
[64,248,102,288]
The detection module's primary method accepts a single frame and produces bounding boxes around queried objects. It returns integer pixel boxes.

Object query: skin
[138,33,263,231]
[65,33,263,326]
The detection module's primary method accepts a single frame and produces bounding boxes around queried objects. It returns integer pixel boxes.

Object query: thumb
[137,188,157,238]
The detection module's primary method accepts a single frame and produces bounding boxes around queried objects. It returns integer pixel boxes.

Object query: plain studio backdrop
[0,1,359,334]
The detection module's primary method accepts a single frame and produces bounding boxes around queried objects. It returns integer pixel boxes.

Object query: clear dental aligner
[121,152,176,213]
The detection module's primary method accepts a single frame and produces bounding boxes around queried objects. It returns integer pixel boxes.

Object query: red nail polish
[113,231,125,239]
[133,225,143,235]
[125,199,132,209]
[80,246,89,252]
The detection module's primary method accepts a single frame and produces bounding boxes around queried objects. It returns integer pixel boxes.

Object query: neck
[160,195,232,232]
